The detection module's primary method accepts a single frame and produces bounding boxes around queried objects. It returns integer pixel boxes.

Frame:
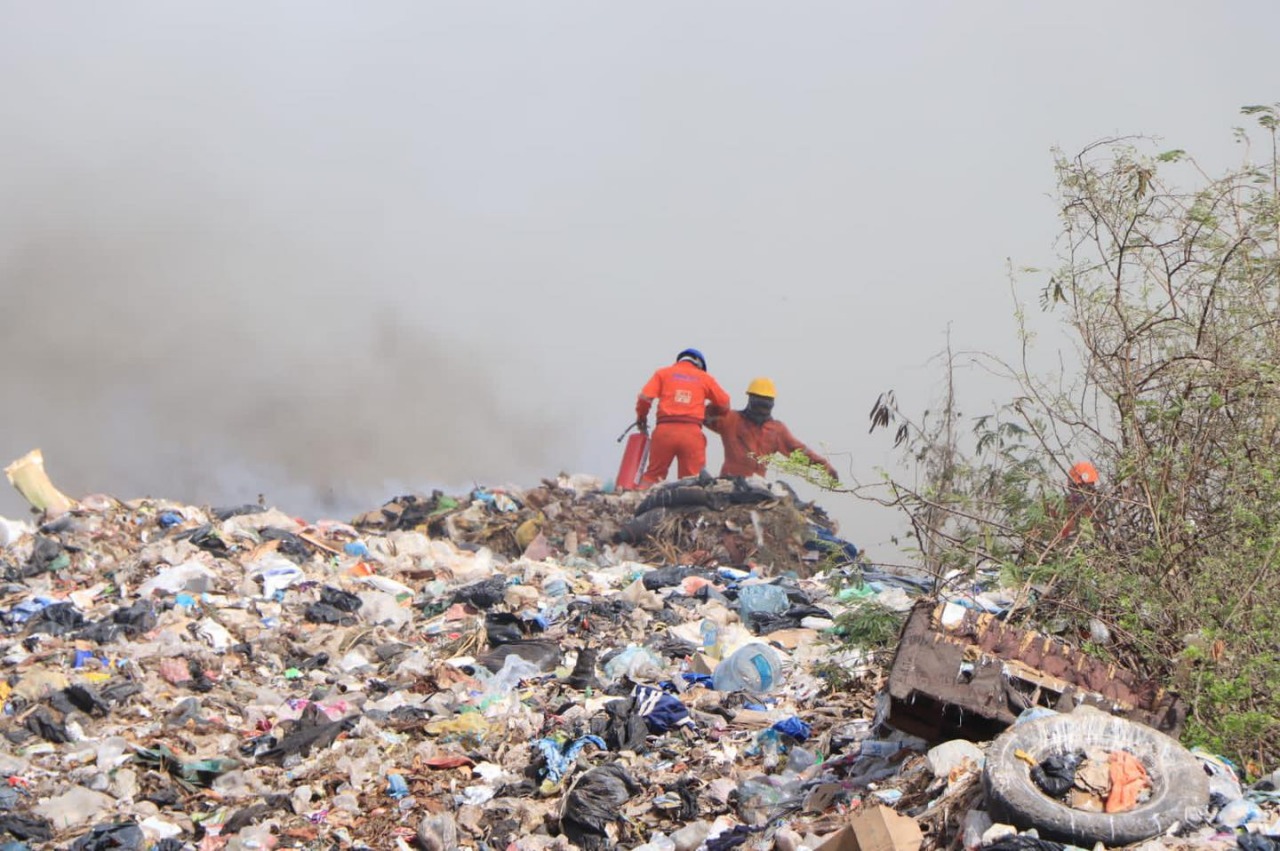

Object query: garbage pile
[1,454,1279,851]
[352,474,848,578]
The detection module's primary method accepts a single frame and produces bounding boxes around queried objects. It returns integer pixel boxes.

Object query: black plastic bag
[100,681,144,704]
[748,604,832,635]
[591,697,649,753]
[112,600,158,635]
[667,776,700,821]
[617,508,670,544]
[19,536,65,577]
[260,527,312,561]
[636,486,712,515]
[69,822,145,851]
[25,707,70,743]
[61,684,112,717]
[1239,834,1280,851]
[1031,752,1083,798]
[705,825,756,851]
[641,565,708,591]
[175,524,230,555]
[0,813,53,841]
[223,795,289,833]
[485,612,525,646]
[561,764,642,850]
[304,587,362,624]
[478,640,560,673]
[319,586,362,611]
[25,602,84,636]
[74,621,125,644]
[303,603,354,625]
[257,704,357,763]
[450,576,507,609]
[212,504,264,521]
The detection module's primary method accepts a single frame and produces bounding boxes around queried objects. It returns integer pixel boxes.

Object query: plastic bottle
[859,739,904,757]
[712,643,781,694]
[699,621,722,659]
[785,746,818,775]
[737,584,790,619]
[757,729,782,770]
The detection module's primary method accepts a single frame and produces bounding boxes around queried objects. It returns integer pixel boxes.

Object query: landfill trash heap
[2,459,1279,851]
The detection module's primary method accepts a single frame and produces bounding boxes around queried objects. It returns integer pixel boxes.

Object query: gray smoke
[0,179,566,517]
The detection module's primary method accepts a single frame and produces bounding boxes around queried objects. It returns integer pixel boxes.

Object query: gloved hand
[636,418,649,435]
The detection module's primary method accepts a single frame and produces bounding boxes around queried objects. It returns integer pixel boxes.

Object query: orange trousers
[641,422,706,485]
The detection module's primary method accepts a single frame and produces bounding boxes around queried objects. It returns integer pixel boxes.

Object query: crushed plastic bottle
[711,643,781,694]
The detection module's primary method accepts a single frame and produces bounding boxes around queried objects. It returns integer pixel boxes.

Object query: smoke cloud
[0,131,567,517]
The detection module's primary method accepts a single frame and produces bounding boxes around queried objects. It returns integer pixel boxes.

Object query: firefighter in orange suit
[707,377,839,481]
[635,348,731,485]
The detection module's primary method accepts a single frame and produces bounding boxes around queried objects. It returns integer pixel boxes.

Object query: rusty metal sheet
[885,600,1185,743]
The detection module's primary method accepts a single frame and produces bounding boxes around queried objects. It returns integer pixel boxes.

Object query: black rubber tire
[983,708,1209,846]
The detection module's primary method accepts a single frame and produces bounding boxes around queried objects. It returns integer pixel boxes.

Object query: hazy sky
[2,2,1277,557]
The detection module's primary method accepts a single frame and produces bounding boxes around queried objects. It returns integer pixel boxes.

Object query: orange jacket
[708,410,836,479]
[637,361,730,425]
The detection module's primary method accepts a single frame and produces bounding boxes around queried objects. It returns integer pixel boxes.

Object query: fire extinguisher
[614,422,649,491]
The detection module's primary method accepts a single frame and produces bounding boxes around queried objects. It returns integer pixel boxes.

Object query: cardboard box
[816,805,923,851]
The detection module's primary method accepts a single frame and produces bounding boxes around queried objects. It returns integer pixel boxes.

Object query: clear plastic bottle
[711,643,781,693]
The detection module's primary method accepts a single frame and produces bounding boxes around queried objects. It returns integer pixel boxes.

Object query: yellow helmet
[746,377,776,398]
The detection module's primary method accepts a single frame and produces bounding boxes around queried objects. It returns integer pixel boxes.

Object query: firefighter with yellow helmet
[706,377,839,481]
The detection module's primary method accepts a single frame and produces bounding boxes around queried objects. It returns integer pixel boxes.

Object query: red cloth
[706,410,837,479]
[636,361,730,425]
[641,422,707,485]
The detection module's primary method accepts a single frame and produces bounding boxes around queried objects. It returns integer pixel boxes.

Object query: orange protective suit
[707,410,838,480]
[636,361,730,485]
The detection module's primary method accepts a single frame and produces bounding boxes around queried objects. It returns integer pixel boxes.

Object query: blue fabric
[659,673,714,693]
[534,735,608,783]
[771,716,812,742]
[631,684,694,733]
[805,524,859,565]
[386,774,410,799]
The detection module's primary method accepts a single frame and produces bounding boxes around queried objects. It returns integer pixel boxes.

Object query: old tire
[983,708,1209,846]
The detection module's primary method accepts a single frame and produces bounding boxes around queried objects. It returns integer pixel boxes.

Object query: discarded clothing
[632,684,694,733]
[771,716,812,742]
[534,735,607,784]
[1105,750,1150,813]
